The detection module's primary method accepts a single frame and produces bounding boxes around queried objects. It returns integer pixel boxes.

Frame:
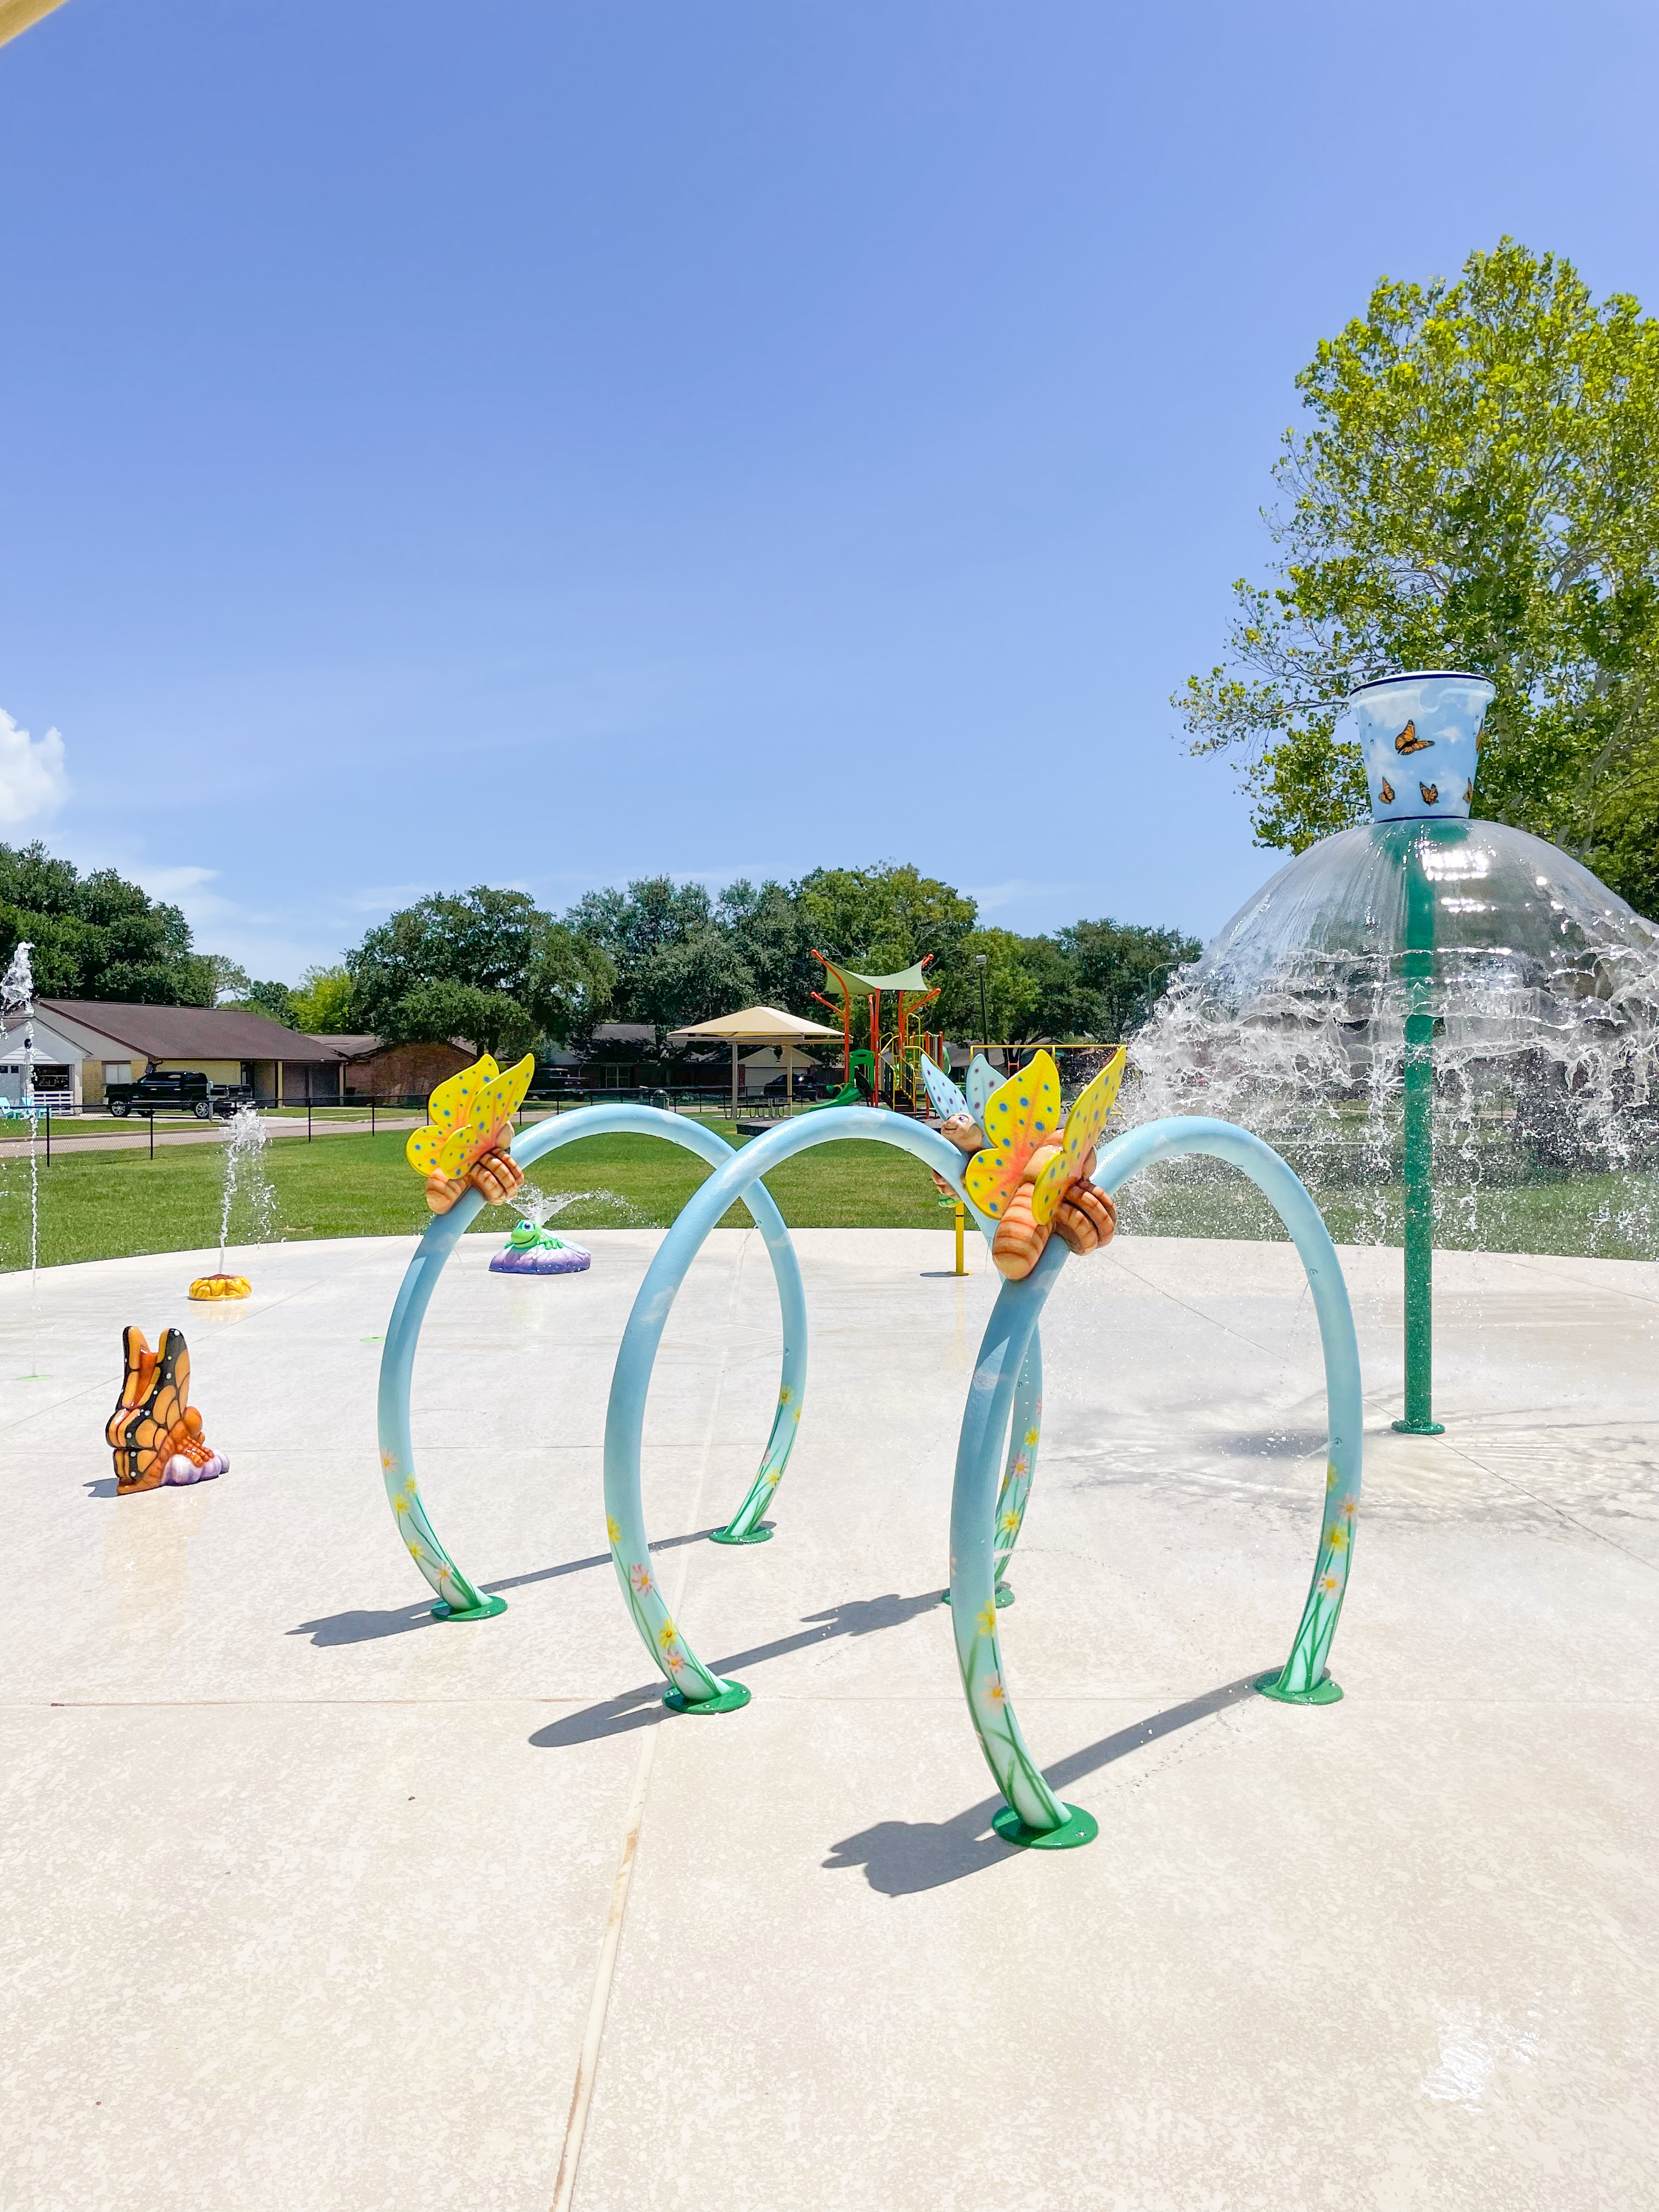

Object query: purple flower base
[490,1242,592,1276]
[162,1453,228,1485]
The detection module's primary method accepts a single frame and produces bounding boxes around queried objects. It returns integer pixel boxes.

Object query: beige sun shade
[0,0,70,46]
[673,1006,844,1042]
[670,1006,844,1118]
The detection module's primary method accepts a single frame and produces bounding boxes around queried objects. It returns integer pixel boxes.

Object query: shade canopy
[672,1005,843,1043]
[814,959,933,1000]
[0,0,70,46]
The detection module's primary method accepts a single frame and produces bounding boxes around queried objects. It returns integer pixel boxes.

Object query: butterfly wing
[405,1054,500,1178]
[435,1052,536,1178]
[1032,1047,1127,1226]
[918,1052,970,1126]
[963,1052,1060,1220]
[964,1054,999,1127]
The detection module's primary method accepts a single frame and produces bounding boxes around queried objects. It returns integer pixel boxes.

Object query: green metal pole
[1393,827,1442,1435]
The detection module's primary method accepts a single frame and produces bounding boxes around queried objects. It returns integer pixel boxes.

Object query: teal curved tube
[948,1115,1365,1841]
[602,1105,1025,1702]
[375,1105,809,1620]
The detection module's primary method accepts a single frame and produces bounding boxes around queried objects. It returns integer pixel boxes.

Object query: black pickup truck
[105,1071,255,1121]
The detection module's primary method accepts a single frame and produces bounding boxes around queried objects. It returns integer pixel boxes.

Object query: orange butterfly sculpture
[961,1048,1127,1278]
[106,1326,229,1492]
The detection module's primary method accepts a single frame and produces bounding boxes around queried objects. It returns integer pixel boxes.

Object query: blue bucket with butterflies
[1349,671,1496,823]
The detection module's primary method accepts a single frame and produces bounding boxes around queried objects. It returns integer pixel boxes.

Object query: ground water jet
[0,941,46,1375]
[190,1102,275,1300]
[1127,671,1659,1430]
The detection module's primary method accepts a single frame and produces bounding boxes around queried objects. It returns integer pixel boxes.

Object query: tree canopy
[1178,240,1659,912]
[565,862,1194,1049]
[0,840,216,1004]
[346,887,613,1059]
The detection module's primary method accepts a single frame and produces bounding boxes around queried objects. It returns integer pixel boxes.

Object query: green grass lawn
[1117,1159,1659,1261]
[0,1121,958,1271]
[3,1115,1654,1271]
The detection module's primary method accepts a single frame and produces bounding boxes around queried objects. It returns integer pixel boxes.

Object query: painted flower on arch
[976,1602,998,1637]
[630,1564,654,1595]
[606,1516,622,1544]
[981,1672,1007,1708]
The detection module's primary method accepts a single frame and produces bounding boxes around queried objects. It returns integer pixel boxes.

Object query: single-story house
[327,1036,474,1099]
[16,1001,352,1108]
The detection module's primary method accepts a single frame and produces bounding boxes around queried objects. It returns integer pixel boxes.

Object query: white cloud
[0,709,70,829]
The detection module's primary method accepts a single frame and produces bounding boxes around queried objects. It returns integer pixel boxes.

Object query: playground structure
[377,1062,1362,1848]
[810,952,946,1113]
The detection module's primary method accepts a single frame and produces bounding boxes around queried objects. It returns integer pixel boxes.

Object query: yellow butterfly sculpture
[963,1047,1127,1224]
[405,1052,535,1182]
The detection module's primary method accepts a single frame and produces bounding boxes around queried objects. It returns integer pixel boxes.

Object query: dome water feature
[1124,672,1659,1431]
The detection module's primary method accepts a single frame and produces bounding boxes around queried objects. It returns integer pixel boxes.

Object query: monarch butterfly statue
[921,1047,1126,1278]
[407,1052,534,1214]
[106,1326,229,1492]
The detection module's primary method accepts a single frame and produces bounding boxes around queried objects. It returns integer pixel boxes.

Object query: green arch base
[664,1680,752,1714]
[1257,1668,1343,1706]
[992,1803,1099,1850]
[430,1595,508,1622]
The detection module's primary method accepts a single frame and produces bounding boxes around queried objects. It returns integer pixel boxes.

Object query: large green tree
[1056,919,1200,1039]
[0,840,216,1003]
[567,874,821,1040]
[1178,241,1659,909]
[347,887,612,1059]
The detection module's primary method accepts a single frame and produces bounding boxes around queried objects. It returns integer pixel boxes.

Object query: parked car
[105,1071,255,1121]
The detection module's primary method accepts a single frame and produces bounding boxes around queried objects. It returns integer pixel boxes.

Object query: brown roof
[38,1000,349,1063]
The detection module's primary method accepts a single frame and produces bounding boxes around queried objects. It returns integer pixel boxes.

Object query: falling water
[513,1182,645,1228]
[0,942,43,1374]
[218,1102,276,1271]
[1117,820,1659,1258]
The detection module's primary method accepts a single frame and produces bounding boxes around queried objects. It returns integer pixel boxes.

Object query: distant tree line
[0,843,1199,1061]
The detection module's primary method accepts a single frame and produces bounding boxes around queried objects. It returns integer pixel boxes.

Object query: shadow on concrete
[528,1588,945,1749]
[483,1525,716,1598]
[84,1478,120,1498]
[289,1525,721,1645]
[290,1600,439,1645]
[823,1671,1266,1895]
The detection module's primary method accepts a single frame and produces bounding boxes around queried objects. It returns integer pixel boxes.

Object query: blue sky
[3,0,1657,980]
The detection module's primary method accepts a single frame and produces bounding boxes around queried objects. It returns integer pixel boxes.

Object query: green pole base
[1255,1667,1342,1706]
[992,1802,1098,1850]
[940,1582,1014,1609]
[708,1521,775,1545]
[431,1594,507,1622]
[1391,1417,1445,1436]
[663,1678,752,1714]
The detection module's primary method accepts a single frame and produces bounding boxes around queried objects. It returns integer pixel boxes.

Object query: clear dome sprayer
[1128,667,1659,1440]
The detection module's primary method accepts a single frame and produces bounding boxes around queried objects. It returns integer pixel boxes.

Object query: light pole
[974,953,989,1057]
